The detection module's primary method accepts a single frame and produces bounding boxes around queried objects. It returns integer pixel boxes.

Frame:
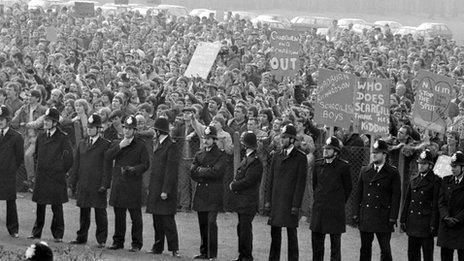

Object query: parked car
[394,26,419,37]
[251,14,291,28]
[374,20,403,33]
[291,16,333,32]
[338,18,368,29]
[189,8,215,18]
[153,4,189,18]
[229,11,258,20]
[416,22,453,40]
[351,23,374,35]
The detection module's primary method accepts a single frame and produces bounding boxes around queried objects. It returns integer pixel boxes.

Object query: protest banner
[313,69,355,129]
[269,28,300,80]
[75,2,95,17]
[412,70,453,133]
[433,155,452,178]
[45,26,58,42]
[184,42,221,79]
[114,0,129,5]
[353,77,390,135]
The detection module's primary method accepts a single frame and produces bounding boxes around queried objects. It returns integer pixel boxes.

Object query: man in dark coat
[437,151,464,260]
[0,105,24,238]
[353,139,401,261]
[68,114,111,247]
[400,149,441,261]
[190,125,226,260]
[229,131,263,261]
[146,117,180,257]
[311,136,352,261]
[265,124,308,261]
[105,115,149,252]
[30,108,73,242]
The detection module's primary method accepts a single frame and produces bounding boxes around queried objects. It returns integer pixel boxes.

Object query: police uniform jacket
[146,137,179,215]
[267,147,308,228]
[190,143,226,212]
[310,157,352,234]
[33,128,73,205]
[437,175,464,249]
[400,170,441,238]
[354,163,401,232]
[106,136,149,209]
[0,128,24,200]
[229,151,263,215]
[69,137,111,209]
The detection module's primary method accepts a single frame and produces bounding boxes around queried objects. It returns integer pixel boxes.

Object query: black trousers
[269,226,299,261]
[31,204,64,239]
[76,207,108,244]
[360,231,392,261]
[112,207,143,249]
[407,236,434,261]
[197,211,218,258]
[441,247,464,261]
[5,199,18,235]
[311,231,341,261]
[237,213,255,261]
[152,214,179,252]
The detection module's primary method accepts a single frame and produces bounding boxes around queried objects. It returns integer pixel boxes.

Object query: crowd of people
[0,2,464,261]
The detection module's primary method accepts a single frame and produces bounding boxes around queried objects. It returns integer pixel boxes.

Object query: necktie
[374,166,379,173]
[47,131,51,139]
[457,179,460,185]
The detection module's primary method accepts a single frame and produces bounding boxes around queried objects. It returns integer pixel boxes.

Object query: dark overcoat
[353,163,401,233]
[400,170,441,238]
[310,157,352,234]
[69,137,111,208]
[437,176,464,249]
[229,151,263,215]
[33,128,73,205]
[0,128,24,200]
[267,148,308,228]
[106,137,149,209]
[190,144,226,212]
[146,137,179,215]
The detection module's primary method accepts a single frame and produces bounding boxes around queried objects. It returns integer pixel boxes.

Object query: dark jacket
[106,136,149,209]
[400,170,441,238]
[146,137,179,215]
[354,163,401,232]
[229,151,263,215]
[69,137,111,208]
[267,147,308,228]
[310,157,352,234]
[0,128,24,200]
[191,144,226,212]
[437,176,464,249]
[33,128,73,205]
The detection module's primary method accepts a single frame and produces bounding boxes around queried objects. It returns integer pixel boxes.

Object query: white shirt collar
[159,135,168,145]
[246,150,255,157]
[457,176,463,184]
[286,145,294,156]
[374,163,384,172]
[48,128,56,137]
[90,136,99,144]
[1,127,9,135]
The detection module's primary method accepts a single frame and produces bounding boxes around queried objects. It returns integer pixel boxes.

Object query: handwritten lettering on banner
[269,29,300,80]
[433,155,452,178]
[413,70,453,133]
[353,77,390,135]
[184,42,221,80]
[313,69,354,128]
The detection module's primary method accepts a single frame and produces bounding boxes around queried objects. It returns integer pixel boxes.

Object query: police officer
[353,139,401,261]
[311,136,352,261]
[0,105,24,238]
[68,114,111,248]
[265,124,308,261]
[437,151,464,260]
[229,131,263,261]
[400,149,441,261]
[106,115,149,252]
[30,108,73,242]
[190,126,226,260]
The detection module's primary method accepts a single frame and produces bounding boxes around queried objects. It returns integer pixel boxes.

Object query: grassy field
[0,193,443,260]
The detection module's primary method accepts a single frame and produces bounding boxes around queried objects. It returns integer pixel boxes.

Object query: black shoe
[149,249,163,254]
[28,235,40,239]
[107,245,123,250]
[129,247,141,252]
[96,243,106,248]
[69,240,86,245]
[172,250,181,257]
[10,233,19,238]
[194,254,208,259]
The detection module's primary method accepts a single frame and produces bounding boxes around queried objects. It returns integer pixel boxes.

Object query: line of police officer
[1,103,464,260]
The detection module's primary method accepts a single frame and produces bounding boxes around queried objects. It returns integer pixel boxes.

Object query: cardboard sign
[184,42,221,79]
[353,77,390,135]
[114,0,129,5]
[75,2,95,17]
[269,29,300,80]
[433,155,452,178]
[413,70,453,133]
[313,69,355,128]
[45,26,58,42]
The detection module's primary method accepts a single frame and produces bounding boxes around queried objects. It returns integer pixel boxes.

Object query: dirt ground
[0,193,444,260]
